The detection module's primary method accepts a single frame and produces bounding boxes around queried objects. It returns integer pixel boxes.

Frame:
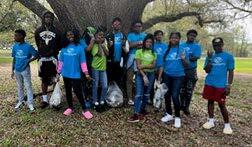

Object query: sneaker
[40,101,49,109]
[203,121,215,129]
[82,111,93,119]
[63,108,74,116]
[15,101,24,109]
[128,100,134,106]
[223,127,233,134]
[174,117,181,128]
[128,114,140,123]
[28,104,35,112]
[161,113,174,123]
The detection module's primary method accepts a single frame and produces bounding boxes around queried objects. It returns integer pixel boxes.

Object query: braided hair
[163,32,181,61]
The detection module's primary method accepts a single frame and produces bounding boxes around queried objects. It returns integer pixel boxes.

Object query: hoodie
[35,11,62,58]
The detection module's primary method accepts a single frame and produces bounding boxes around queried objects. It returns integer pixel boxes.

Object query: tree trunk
[17,0,207,34]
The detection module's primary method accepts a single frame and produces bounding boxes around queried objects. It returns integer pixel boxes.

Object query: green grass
[0,64,252,146]
[0,57,12,63]
[197,58,252,74]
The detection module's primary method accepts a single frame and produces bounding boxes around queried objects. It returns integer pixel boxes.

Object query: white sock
[94,102,99,106]
[224,123,231,129]
[42,95,48,102]
[209,118,215,124]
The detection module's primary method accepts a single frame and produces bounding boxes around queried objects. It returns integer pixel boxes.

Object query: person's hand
[85,74,92,81]
[225,85,231,96]
[207,50,213,58]
[90,37,96,44]
[108,38,113,47]
[181,51,186,60]
[56,74,60,82]
[138,64,144,70]
[11,72,14,79]
[143,75,149,86]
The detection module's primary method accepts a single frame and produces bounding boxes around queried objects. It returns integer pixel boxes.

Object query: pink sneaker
[82,111,93,119]
[63,108,74,116]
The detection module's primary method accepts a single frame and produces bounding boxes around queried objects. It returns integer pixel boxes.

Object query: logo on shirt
[39,31,56,45]
[65,48,77,56]
[67,48,74,53]
[212,57,225,66]
[156,48,162,54]
[184,47,191,53]
[169,53,178,60]
[15,49,27,59]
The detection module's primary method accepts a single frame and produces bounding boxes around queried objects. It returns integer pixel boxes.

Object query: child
[128,34,157,122]
[126,21,146,105]
[11,29,38,112]
[57,29,93,119]
[180,29,202,116]
[158,32,189,128]
[86,27,109,112]
[202,37,234,134]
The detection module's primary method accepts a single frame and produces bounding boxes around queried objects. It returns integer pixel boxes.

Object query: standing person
[180,29,202,116]
[11,29,38,112]
[86,27,108,112]
[106,17,127,88]
[158,32,189,128]
[202,37,234,134]
[126,20,146,105]
[57,29,93,119]
[128,34,157,122]
[35,11,62,109]
[151,30,167,103]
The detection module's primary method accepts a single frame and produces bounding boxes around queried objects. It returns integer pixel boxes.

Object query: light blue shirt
[204,51,235,88]
[12,42,38,72]
[59,44,86,79]
[153,42,167,68]
[181,42,202,69]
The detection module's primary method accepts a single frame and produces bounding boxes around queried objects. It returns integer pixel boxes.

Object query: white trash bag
[153,82,168,109]
[49,82,62,107]
[106,82,123,107]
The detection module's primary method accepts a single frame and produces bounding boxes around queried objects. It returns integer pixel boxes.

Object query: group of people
[11,11,235,134]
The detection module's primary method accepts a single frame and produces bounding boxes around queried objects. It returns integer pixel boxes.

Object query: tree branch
[223,0,252,13]
[16,0,61,28]
[143,12,200,30]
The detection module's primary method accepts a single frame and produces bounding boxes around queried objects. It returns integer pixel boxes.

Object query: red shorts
[202,85,226,104]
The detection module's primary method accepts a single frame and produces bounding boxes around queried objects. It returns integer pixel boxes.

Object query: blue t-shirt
[114,32,124,62]
[153,42,167,68]
[181,42,202,69]
[163,46,189,77]
[127,32,146,55]
[12,42,38,72]
[59,44,86,79]
[79,38,88,50]
[204,51,235,88]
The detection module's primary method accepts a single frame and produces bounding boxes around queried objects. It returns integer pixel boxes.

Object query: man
[180,29,202,115]
[35,11,62,108]
[126,20,146,105]
[106,17,127,90]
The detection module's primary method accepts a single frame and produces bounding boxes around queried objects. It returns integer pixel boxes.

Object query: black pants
[63,77,86,110]
[180,69,198,111]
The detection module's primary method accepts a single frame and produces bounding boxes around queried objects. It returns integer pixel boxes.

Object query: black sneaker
[140,109,149,116]
[127,114,140,123]
[40,101,49,109]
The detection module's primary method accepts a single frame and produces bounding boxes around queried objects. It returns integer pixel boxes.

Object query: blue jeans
[15,66,34,105]
[134,72,155,113]
[163,73,184,117]
[92,70,108,103]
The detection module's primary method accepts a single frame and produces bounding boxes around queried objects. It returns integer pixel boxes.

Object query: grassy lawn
[0,64,252,146]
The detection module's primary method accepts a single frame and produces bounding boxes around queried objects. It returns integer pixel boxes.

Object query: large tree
[6,0,252,33]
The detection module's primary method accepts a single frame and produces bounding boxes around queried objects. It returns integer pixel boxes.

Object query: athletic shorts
[38,57,57,85]
[202,85,226,104]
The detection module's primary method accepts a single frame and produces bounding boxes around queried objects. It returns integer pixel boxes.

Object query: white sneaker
[174,117,181,128]
[203,121,215,129]
[161,113,174,123]
[128,100,134,105]
[28,104,35,111]
[223,125,233,134]
[15,101,24,109]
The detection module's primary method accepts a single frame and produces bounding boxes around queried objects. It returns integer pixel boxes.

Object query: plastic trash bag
[49,82,62,107]
[106,82,123,107]
[153,82,168,109]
